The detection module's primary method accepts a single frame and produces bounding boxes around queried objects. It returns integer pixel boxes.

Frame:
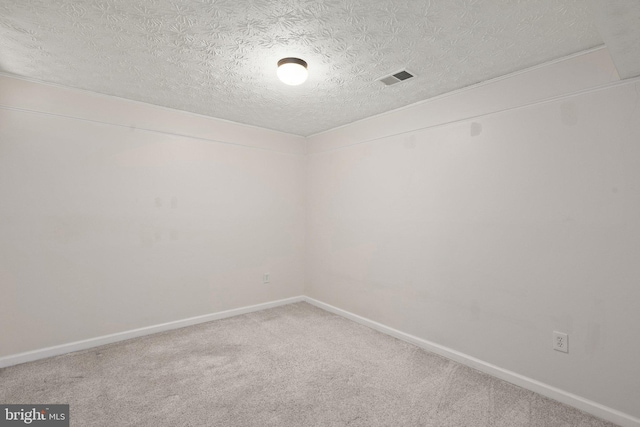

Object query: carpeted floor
[0,302,618,426]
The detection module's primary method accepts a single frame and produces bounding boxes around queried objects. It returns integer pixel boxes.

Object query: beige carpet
[0,302,618,426]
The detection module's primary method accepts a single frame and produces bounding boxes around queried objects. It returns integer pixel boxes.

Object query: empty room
[1,1,639,426]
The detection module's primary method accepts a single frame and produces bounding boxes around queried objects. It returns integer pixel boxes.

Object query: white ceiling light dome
[277,57,308,86]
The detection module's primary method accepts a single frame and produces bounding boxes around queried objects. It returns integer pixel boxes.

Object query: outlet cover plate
[553,331,568,353]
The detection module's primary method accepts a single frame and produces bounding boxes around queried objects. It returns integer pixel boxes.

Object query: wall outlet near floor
[553,331,568,353]
[263,273,270,284]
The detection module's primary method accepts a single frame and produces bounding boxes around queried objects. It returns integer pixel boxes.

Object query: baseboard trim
[0,296,304,369]
[2,295,638,427]
[303,296,640,427]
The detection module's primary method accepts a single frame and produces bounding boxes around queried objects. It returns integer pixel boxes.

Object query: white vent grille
[379,70,415,86]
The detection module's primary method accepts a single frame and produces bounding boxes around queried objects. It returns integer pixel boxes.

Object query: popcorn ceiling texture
[0,0,602,136]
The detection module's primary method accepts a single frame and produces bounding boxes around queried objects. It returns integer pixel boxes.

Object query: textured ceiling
[588,0,640,79]
[0,0,603,136]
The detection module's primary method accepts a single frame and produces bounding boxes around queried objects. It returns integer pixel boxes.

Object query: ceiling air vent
[379,70,415,86]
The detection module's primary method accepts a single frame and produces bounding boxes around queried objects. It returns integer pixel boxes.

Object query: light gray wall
[306,50,640,418]
[0,76,307,357]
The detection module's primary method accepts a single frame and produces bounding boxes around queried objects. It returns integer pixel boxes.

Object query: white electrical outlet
[553,331,568,353]
[263,273,270,284]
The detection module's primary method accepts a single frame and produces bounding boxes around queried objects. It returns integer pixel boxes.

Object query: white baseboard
[2,294,638,427]
[303,296,640,427]
[0,296,304,369]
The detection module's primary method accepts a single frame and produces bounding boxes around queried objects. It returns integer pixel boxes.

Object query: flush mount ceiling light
[277,57,308,86]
